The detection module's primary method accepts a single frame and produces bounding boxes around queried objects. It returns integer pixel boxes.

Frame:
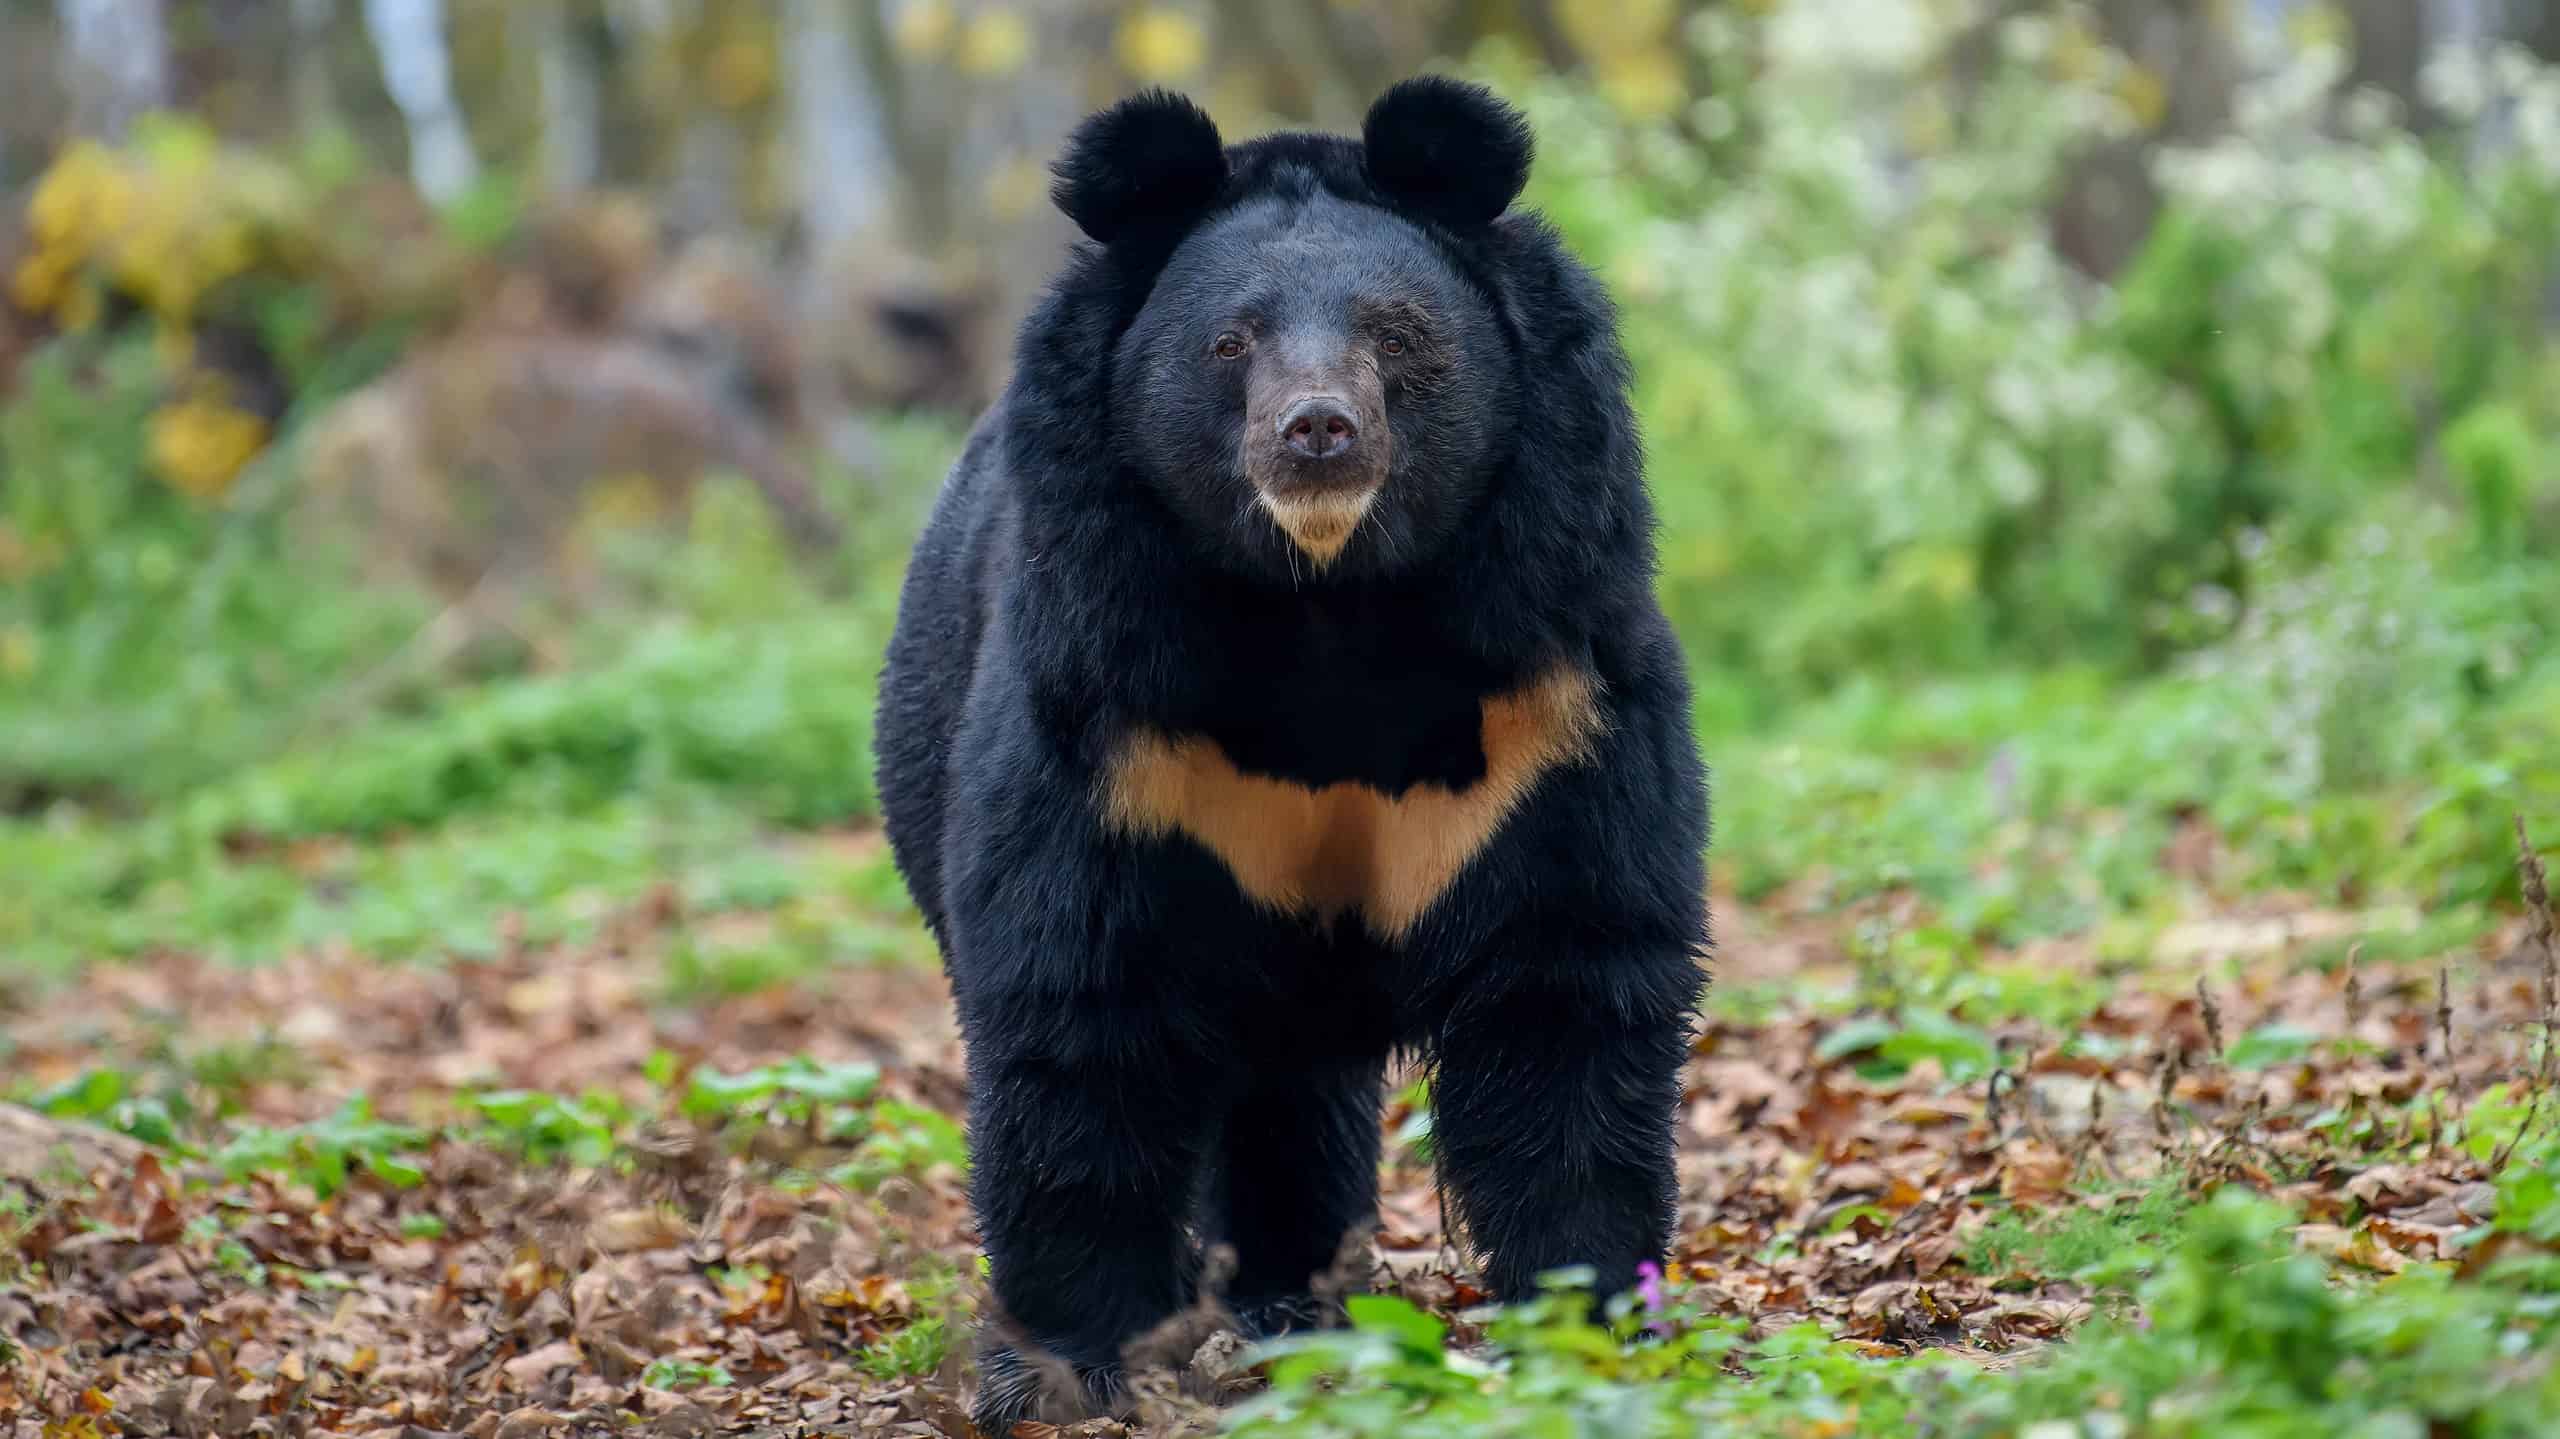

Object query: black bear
[874,76,1708,1430]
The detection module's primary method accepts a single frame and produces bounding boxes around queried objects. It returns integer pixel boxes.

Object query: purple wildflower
[1634,1260,1672,1336]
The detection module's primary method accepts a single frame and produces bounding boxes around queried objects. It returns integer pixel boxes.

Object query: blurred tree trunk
[1424,0,1578,78]
[525,0,603,191]
[2050,0,2240,278]
[782,0,898,249]
[58,0,170,141]
[2341,0,2436,129]
[669,114,746,236]
[362,0,480,204]
[2520,0,2560,60]
[1226,0,1366,123]
[2517,0,2560,330]
[1521,0,1585,75]
[290,0,341,138]
[1946,0,2051,123]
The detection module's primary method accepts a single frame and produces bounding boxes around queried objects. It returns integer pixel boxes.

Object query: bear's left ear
[1050,89,1230,248]
[1362,76,1534,230]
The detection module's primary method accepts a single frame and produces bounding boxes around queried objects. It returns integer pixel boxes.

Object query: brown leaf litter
[4,848,2554,1436]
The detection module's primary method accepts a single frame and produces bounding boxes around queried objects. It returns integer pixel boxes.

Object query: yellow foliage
[0,623,36,682]
[1117,8,1209,83]
[1880,543,1978,606]
[2051,16,2105,85]
[894,0,957,61]
[983,152,1049,222]
[956,9,1033,76]
[27,140,117,247]
[7,121,357,498]
[15,119,305,335]
[1553,0,1683,118]
[10,246,75,315]
[1595,49,1686,121]
[148,395,269,502]
[2116,64,2169,132]
[1204,65,1265,126]
[2285,2,2351,53]
[581,471,672,530]
[709,37,775,110]
[1555,0,1675,58]
[56,280,103,334]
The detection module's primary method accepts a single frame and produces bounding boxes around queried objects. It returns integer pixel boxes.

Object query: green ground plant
[1230,1182,2560,1438]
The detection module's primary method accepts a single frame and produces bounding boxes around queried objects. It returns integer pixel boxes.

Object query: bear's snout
[1247,358,1390,517]
[1278,396,1360,460]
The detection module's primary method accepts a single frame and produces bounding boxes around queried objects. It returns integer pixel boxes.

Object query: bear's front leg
[1429,934,1700,1307]
[939,743,1230,1431]
[962,1009,1219,1431]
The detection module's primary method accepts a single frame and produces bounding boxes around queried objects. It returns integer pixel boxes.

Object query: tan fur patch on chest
[1099,667,1603,942]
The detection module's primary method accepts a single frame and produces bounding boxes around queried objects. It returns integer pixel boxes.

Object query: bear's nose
[1279,397,1359,460]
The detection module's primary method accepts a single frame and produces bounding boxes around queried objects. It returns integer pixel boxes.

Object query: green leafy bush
[0,337,426,802]
[1497,20,2560,721]
[1228,1188,2560,1438]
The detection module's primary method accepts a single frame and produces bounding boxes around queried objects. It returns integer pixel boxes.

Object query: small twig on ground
[2344,942,2367,1031]
[2491,1085,2546,1172]
[2519,818,2557,1085]
[2196,979,2226,1061]
[2436,967,2456,1065]
[2151,1046,2187,1150]
[2492,818,2558,1171]
[2196,1091,2277,1181]
[2519,817,2553,935]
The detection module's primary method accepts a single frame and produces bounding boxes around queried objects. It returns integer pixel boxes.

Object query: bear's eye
[1380,334,1406,356]
[1213,333,1246,361]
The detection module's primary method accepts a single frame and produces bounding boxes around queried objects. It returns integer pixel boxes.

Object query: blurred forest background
[5,3,2560,1432]
[10,0,2559,930]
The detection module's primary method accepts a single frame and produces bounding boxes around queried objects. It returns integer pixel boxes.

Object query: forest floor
[4,822,2551,1438]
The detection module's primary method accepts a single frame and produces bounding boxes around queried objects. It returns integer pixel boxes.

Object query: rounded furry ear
[1050,89,1229,246]
[1362,77,1533,229]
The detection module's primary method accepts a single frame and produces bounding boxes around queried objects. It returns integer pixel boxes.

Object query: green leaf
[1343,1294,1446,1354]
[361,1151,427,1189]
[1814,1017,1899,1064]
[776,1059,881,1105]
[2224,1022,2321,1071]
[1876,1010,2000,1083]
[34,1067,127,1119]
[682,1066,782,1117]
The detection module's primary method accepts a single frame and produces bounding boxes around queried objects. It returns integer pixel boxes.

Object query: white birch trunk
[58,0,170,141]
[362,0,480,204]
[526,0,602,192]
[781,0,895,251]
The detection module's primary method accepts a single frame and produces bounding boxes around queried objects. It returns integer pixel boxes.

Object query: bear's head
[1051,78,1535,581]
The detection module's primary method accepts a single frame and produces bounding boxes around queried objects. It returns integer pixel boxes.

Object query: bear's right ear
[1050,89,1229,248]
